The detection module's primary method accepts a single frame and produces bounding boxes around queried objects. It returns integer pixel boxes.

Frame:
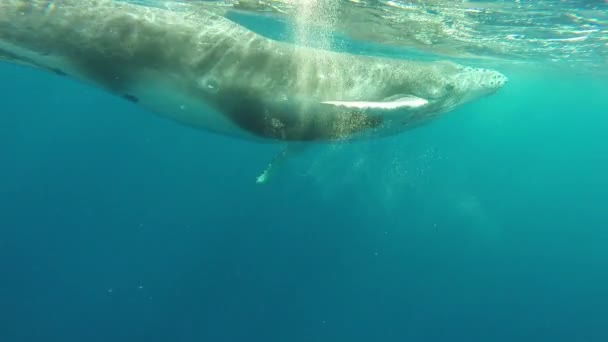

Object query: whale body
[0,0,507,142]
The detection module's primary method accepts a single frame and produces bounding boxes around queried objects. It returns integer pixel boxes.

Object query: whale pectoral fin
[256,143,310,184]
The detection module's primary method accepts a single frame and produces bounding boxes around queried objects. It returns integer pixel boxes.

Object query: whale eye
[444,83,455,91]
[199,77,220,94]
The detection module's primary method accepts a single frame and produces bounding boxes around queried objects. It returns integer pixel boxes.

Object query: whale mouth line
[321,95,429,111]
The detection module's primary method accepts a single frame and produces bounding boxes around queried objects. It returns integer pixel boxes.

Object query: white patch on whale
[322,95,429,111]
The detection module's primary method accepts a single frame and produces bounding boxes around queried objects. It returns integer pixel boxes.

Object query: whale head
[375,60,507,113]
[313,59,507,139]
[443,63,508,108]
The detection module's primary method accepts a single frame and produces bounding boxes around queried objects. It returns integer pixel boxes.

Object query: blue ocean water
[2,9,608,342]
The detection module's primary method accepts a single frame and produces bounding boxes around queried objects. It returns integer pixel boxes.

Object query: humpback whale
[0,0,507,144]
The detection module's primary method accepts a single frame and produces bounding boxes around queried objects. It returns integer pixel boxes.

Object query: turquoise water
[1,4,608,342]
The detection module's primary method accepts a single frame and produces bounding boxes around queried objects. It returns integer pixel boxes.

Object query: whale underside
[0,0,507,143]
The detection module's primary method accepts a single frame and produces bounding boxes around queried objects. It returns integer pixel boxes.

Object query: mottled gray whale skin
[0,0,506,142]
